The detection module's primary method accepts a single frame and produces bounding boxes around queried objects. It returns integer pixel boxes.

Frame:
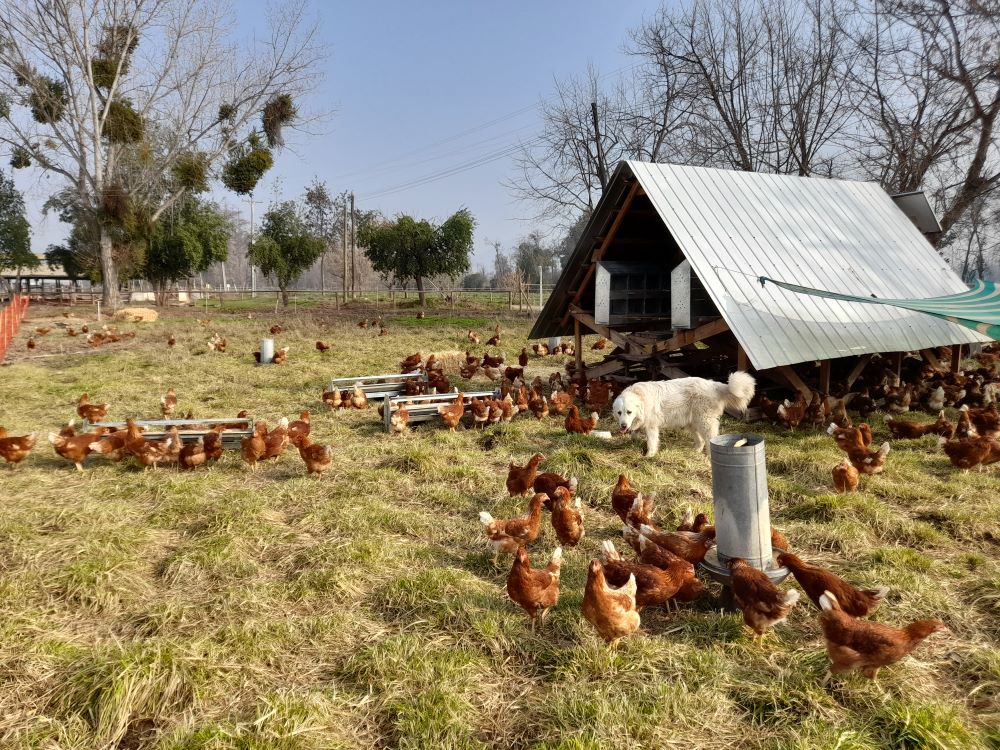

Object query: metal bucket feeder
[259,338,275,365]
[548,336,561,352]
[699,433,789,586]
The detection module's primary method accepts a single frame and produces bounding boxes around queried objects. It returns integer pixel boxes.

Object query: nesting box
[699,434,789,585]
[593,261,670,327]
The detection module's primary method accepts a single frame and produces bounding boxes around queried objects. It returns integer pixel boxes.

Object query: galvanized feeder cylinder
[548,336,561,352]
[700,433,788,585]
[259,338,275,365]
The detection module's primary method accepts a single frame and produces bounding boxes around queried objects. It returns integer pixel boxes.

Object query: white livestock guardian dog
[612,372,756,456]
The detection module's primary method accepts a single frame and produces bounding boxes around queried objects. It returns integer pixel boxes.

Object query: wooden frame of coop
[531,161,990,399]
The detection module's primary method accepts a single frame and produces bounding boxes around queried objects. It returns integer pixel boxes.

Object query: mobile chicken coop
[531,161,992,395]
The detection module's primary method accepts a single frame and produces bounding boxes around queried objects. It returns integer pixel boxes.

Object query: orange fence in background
[0,294,30,362]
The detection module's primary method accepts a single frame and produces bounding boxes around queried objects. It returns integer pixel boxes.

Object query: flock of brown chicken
[482,457,946,679]
[316,325,621,436]
[0,387,333,477]
[750,345,1000,488]
[5,314,992,684]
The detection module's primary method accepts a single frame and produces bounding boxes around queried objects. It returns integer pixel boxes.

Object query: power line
[342,63,643,193]
[359,135,545,201]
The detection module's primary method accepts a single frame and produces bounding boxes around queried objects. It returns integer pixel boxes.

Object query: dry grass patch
[0,305,997,748]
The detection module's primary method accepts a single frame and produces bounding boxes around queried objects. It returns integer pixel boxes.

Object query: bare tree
[631,0,856,175]
[0,0,324,306]
[510,64,686,223]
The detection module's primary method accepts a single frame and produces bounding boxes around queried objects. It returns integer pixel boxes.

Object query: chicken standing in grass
[293,434,333,476]
[263,418,290,461]
[390,404,409,434]
[727,557,800,637]
[350,384,369,410]
[179,437,208,470]
[832,458,860,492]
[506,546,562,632]
[76,393,109,423]
[550,486,585,546]
[0,429,37,468]
[479,493,545,565]
[49,426,106,471]
[506,453,544,496]
[581,560,641,646]
[778,552,887,616]
[160,388,178,418]
[819,591,946,680]
[241,421,268,472]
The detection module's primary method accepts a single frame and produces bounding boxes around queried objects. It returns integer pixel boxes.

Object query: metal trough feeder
[698,433,789,587]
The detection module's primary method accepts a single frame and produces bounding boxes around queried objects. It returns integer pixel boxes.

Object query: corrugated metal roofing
[531,161,990,369]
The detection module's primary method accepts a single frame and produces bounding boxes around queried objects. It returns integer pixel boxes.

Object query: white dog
[611,371,756,456]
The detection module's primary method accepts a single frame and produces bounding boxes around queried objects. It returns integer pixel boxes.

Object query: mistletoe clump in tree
[358,208,475,307]
[0,0,323,307]
[247,201,325,306]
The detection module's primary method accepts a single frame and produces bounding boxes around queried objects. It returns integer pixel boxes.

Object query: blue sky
[17,0,664,270]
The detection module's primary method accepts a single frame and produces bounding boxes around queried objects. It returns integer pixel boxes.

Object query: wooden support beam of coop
[775,365,812,398]
[586,357,627,380]
[819,359,831,395]
[560,181,641,328]
[568,305,632,351]
[736,344,749,372]
[892,351,904,384]
[951,345,962,373]
[845,354,872,389]
[647,317,731,356]
[921,348,943,370]
[574,319,583,373]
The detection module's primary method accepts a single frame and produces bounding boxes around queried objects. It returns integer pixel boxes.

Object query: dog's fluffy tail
[723,371,756,413]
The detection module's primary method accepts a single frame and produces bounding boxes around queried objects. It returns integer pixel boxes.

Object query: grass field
[1,304,998,750]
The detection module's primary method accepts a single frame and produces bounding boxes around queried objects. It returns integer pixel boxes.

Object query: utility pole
[342,192,348,296]
[350,192,356,298]
[248,195,260,298]
[591,101,608,189]
[539,264,543,310]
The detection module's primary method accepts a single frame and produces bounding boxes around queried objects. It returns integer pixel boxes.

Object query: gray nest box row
[699,434,789,586]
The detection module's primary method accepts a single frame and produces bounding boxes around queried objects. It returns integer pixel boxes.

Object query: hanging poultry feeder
[258,338,275,365]
[699,433,789,586]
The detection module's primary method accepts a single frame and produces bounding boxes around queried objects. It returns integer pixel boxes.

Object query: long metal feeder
[328,372,428,401]
[83,417,252,450]
[382,389,501,431]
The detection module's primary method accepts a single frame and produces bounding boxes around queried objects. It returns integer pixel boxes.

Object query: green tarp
[759,277,1000,341]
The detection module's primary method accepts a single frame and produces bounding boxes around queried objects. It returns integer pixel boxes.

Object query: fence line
[0,294,30,362]
[16,286,557,312]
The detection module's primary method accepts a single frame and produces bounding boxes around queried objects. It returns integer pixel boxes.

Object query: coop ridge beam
[560,180,641,328]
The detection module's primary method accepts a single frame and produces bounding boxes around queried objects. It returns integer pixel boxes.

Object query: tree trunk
[416,275,426,307]
[99,225,120,308]
[280,286,289,307]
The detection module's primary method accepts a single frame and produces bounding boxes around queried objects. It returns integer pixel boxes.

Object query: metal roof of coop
[532,161,990,370]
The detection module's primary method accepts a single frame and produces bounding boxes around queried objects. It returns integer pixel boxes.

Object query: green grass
[0,304,997,749]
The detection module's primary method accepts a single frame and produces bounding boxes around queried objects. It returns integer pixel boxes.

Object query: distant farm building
[531,161,990,394]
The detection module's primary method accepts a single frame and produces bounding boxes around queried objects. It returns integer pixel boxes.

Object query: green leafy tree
[358,208,475,306]
[0,169,36,286]
[248,201,325,306]
[514,231,558,284]
[144,198,231,305]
